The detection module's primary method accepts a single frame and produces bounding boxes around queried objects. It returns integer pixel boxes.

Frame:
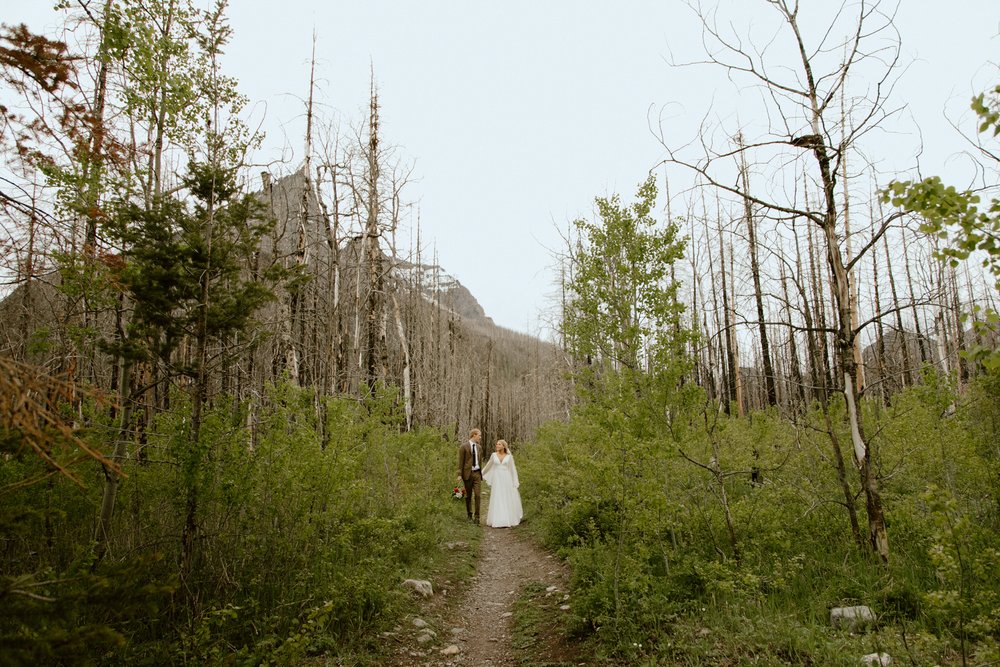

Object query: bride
[480,439,523,528]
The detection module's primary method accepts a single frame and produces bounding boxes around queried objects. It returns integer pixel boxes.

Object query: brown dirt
[388,522,580,666]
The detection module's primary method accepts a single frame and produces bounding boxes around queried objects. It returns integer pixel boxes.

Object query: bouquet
[452,485,466,500]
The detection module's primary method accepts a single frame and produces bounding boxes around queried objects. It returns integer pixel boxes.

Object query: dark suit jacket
[458,440,483,481]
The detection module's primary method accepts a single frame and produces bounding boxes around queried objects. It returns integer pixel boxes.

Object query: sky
[8,1,999,337]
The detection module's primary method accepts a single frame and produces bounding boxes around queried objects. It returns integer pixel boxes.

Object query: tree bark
[94,360,134,562]
[719,231,738,414]
[728,242,745,417]
[739,141,777,407]
[780,262,807,408]
[784,4,889,561]
[902,228,929,365]
[883,229,912,387]
[363,81,387,393]
[872,233,888,403]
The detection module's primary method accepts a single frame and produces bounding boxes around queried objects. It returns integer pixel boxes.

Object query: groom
[457,428,484,524]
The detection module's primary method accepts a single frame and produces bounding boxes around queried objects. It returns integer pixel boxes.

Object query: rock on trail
[391,524,571,666]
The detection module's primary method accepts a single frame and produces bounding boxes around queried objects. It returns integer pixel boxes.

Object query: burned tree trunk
[362,83,386,392]
[739,147,777,407]
[719,232,738,414]
[807,120,888,563]
[883,229,912,388]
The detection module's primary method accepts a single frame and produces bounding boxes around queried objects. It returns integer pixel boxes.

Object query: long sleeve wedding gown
[480,453,523,528]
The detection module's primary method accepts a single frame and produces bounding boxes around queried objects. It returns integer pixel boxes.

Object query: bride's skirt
[486,474,523,528]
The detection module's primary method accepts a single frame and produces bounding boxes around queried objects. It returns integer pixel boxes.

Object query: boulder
[830,605,875,632]
[861,653,891,666]
[441,645,460,656]
[402,579,434,598]
[411,618,429,629]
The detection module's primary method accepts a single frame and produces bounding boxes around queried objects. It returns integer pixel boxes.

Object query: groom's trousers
[464,470,482,520]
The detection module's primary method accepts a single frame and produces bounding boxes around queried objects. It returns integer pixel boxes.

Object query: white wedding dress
[481,452,523,528]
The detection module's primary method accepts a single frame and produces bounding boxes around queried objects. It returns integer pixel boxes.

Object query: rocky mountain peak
[393,259,493,325]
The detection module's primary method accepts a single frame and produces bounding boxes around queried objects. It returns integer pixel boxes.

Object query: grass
[511,579,592,666]
[637,602,972,667]
[301,499,484,665]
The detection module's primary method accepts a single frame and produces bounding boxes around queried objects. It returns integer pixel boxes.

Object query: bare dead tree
[363,77,387,392]
[658,0,909,562]
[779,260,807,407]
[388,175,414,430]
[871,208,888,404]
[880,201,912,388]
[737,135,777,407]
[727,238,745,416]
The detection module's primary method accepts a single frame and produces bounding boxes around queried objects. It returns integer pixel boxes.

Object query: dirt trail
[390,523,573,666]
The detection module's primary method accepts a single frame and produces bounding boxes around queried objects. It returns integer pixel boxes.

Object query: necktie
[472,442,478,468]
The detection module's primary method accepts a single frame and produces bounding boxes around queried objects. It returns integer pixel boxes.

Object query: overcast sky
[9,1,999,336]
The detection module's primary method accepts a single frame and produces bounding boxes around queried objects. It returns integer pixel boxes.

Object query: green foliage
[0,382,458,663]
[100,161,277,367]
[878,77,1000,656]
[972,84,1000,137]
[105,0,204,154]
[964,373,1000,507]
[519,378,1000,662]
[562,174,690,376]
[97,0,259,177]
[883,176,1000,286]
[0,557,174,666]
[548,177,705,659]
[876,112,1000,662]
[922,485,1000,641]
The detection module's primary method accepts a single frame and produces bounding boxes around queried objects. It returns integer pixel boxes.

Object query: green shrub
[519,375,1000,662]
[0,381,457,663]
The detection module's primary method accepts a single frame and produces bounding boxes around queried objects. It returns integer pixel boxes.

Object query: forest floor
[386,502,590,666]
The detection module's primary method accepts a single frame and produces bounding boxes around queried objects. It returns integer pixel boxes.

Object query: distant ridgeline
[0,168,571,445]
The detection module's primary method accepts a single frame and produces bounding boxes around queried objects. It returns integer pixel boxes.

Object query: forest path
[390,520,579,666]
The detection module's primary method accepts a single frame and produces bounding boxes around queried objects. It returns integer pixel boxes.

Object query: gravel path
[391,523,572,666]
